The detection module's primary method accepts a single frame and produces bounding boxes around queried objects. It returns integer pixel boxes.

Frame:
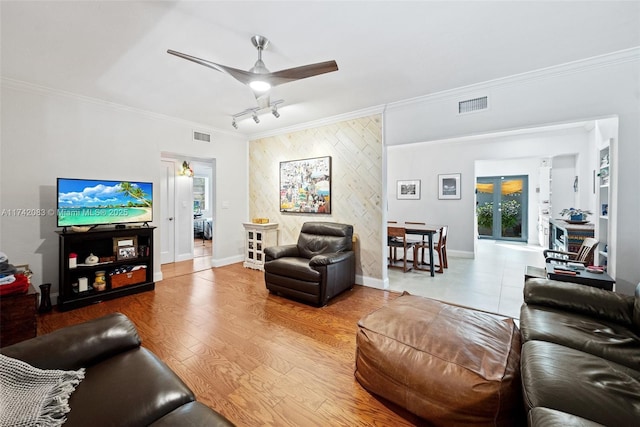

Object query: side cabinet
[57,227,155,311]
[0,284,37,347]
[242,223,279,271]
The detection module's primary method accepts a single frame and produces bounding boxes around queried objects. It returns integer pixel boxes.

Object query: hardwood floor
[38,263,424,426]
[194,237,213,258]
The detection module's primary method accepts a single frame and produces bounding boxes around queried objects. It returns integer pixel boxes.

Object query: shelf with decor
[596,140,612,270]
[57,226,155,311]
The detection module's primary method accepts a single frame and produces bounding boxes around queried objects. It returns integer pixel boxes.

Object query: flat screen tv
[57,178,153,228]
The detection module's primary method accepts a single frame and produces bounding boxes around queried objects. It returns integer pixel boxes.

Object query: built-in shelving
[596,140,612,269]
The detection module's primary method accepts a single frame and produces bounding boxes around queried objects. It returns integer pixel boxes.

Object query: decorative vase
[38,283,52,313]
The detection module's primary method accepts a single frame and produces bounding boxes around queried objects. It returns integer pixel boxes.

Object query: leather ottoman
[355,293,523,426]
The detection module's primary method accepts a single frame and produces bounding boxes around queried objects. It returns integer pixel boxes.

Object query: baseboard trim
[448,250,474,259]
[211,255,245,268]
[357,275,389,290]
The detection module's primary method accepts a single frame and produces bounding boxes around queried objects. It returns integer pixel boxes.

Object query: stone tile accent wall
[249,114,383,281]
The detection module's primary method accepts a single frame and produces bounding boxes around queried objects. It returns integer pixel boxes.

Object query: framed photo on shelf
[438,173,461,200]
[397,180,421,200]
[113,236,138,260]
[117,246,137,260]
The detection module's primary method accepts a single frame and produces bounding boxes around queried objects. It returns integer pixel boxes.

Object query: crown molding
[387,46,640,109]
[248,104,386,140]
[0,77,239,139]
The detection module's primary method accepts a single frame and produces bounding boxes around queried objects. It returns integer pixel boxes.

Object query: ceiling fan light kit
[249,79,271,92]
[168,34,338,128]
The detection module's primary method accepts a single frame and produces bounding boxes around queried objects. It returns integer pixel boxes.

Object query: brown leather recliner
[264,222,355,306]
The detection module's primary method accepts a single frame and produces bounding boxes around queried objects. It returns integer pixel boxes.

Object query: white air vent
[458,96,488,114]
[193,130,211,143]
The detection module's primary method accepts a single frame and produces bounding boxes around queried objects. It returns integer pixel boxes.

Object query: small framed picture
[117,246,137,260]
[438,173,461,200]
[113,236,138,259]
[397,180,421,200]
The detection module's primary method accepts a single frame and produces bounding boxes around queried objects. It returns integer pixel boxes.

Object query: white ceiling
[2,1,639,136]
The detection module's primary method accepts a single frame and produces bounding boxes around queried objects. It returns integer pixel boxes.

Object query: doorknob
[168,217,174,221]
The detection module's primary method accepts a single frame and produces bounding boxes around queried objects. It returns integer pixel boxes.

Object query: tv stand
[57,227,155,311]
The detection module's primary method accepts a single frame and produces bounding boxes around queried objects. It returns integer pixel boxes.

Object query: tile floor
[388,239,546,319]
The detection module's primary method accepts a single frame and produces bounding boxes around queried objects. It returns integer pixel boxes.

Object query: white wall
[0,81,248,297]
[387,127,593,256]
[385,49,640,294]
[550,155,578,219]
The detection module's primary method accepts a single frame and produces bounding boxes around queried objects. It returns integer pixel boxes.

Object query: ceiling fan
[168,35,338,108]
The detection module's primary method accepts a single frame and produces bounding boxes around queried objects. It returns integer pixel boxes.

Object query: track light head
[231,99,283,127]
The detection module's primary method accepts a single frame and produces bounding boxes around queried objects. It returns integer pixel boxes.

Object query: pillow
[0,354,85,427]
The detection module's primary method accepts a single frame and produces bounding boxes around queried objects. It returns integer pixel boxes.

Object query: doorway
[160,156,215,268]
[192,168,213,258]
[476,175,528,242]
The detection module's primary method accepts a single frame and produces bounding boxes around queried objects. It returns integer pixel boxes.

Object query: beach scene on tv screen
[58,180,152,227]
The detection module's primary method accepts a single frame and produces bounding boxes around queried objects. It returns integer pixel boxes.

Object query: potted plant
[559,208,592,222]
[477,202,493,230]
[476,200,521,234]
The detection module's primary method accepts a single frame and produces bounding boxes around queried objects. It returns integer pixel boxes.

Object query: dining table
[398,222,444,277]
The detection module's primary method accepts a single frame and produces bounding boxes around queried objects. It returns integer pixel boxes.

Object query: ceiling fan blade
[266,60,338,86]
[167,49,255,86]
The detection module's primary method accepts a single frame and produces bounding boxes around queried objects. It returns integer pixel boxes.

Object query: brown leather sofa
[519,279,640,426]
[264,221,355,306]
[0,313,234,427]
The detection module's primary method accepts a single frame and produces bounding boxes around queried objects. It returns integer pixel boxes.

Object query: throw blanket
[0,274,29,296]
[0,354,85,427]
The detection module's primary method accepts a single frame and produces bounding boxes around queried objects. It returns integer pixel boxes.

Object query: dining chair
[544,237,598,266]
[387,221,399,261]
[388,226,416,272]
[414,225,448,273]
[405,221,427,263]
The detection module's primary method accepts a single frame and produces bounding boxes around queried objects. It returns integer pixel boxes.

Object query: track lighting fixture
[230,99,284,129]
